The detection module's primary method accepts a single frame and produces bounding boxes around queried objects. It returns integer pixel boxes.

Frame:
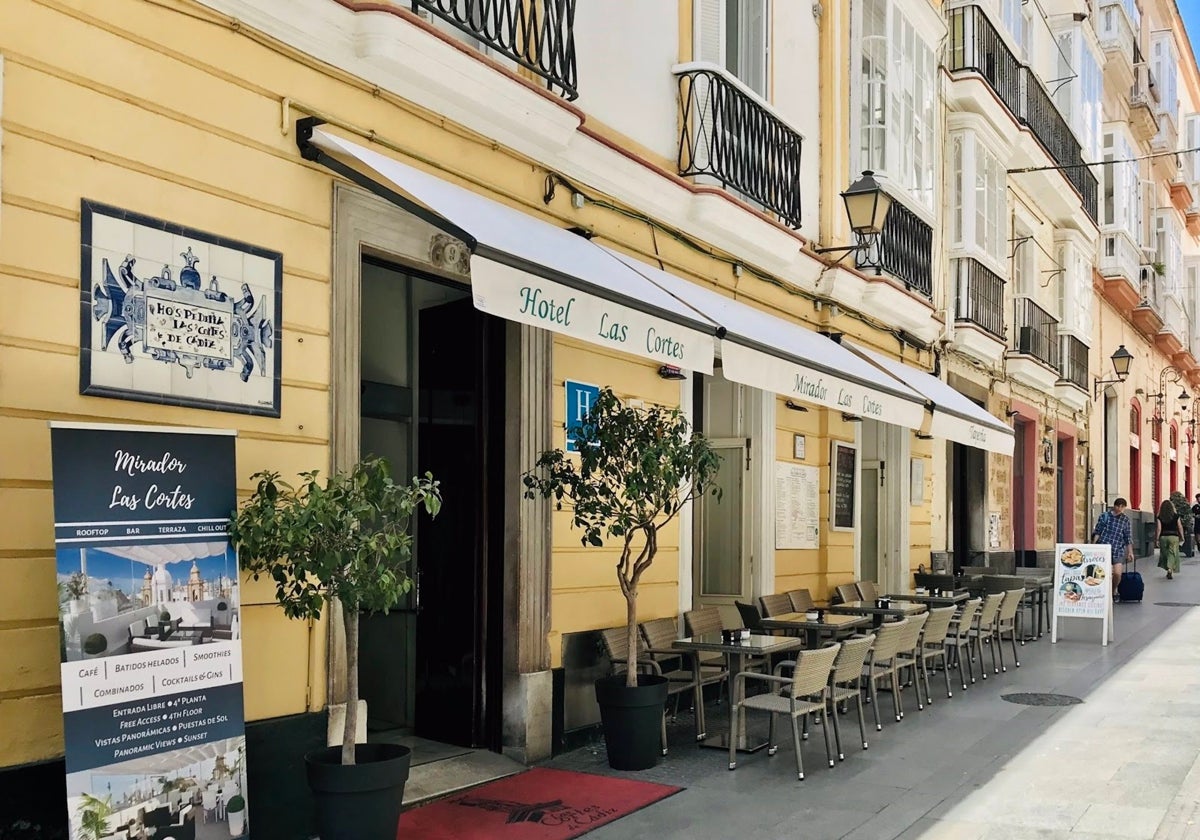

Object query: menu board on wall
[775,461,820,549]
[832,442,858,530]
[50,423,249,838]
[1051,542,1112,646]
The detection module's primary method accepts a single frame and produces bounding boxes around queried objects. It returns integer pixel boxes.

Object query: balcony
[675,64,804,229]
[856,197,933,299]
[1129,63,1160,142]
[1131,270,1166,336]
[953,257,1006,339]
[1012,298,1060,370]
[411,0,578,99]
[1097,0,1137,87]
[1099,230,1142,308]
[1058,334,1089,392]
[1157,294,1187,357]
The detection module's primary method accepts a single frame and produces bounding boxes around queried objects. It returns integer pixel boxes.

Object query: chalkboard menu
[832,442,857,530]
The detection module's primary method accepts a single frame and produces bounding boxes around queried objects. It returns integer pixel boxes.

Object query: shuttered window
[694,0,769,98]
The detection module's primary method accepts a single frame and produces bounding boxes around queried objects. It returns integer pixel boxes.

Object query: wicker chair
[760,593,794,617]
[862,619,909,730]
[892,612,929,715]
[728,643,842,780]
[856,580,879,602]
[914,606,957,701]
[787,589,816,612]
[825,634,876,757]
[945,598,981,689]
[994,589,1024,673]
[834,583,860,605]
[642,617,727,740]
[685,607,722,636]
[967,593,1005,679]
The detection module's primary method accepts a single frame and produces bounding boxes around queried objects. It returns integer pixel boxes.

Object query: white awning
[605,250,928,428]
[843,341,1015,455]
[305,127,718,373]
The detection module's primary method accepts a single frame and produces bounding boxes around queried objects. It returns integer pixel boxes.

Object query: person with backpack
[1092,498,1133,601]
[1157,498,1185,580]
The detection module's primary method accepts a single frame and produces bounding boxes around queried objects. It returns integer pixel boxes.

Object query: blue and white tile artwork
[81,201,283,417]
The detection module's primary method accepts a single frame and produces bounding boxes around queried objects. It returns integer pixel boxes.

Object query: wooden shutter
[695,0,726,66]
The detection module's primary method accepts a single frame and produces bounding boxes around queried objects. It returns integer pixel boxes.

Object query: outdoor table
[673,633,803,754]
[758,611,871,648]
[1012,569,1053,639]
[828,599,928,628]
[885,591,969,608]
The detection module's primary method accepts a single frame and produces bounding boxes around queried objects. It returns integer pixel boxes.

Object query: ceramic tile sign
[50,423,248,839]
[81,201,283,417]
[1051,542,1113,646]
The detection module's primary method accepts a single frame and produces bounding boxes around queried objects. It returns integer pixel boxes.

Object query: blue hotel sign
[565,380,600,453]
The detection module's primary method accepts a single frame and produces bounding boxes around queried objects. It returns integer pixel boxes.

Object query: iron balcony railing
[945,6,1022,117]
[675,64,804,229]
[945,5,1098,224]
[857,198,934,298]
[410,0,578,99]
[1013,297,1060,370]
[1060,334,1089,391]
[953,257,1006,339]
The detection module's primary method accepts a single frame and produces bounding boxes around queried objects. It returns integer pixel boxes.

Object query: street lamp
[813,171,892,259]
[1093,344,1133,399]
[1147,364,1188,425]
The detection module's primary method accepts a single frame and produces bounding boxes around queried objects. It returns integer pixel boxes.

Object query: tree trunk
[342,606,359,765]
[625,588,638,688]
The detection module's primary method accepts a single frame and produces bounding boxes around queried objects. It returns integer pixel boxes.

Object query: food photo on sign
[1054,543,1111,617]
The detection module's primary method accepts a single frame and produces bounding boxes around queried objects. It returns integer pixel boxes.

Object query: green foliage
[159,611,172,624]
[1171,491,1193,533]
[82,634,107,656]
[523,388,720,686]
[63,572,87,601]
[74,793,113,840]
[228,456,441,618]
[226,795,246,813]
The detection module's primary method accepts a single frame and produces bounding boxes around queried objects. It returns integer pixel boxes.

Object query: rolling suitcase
[1118,556,1143,603]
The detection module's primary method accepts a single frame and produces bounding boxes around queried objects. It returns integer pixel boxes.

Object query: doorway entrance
[356,259,506,751]
[950,442,987,572]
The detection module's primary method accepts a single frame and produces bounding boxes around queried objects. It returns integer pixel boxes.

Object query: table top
[1012,568,1054,583]
[759,612,871,632]
[828,600,928,616]
[886,591,969,606]
[674,633,804,655]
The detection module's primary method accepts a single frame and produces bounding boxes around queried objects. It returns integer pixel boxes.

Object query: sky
[56,545,237,598]
[1185,3,1200,64]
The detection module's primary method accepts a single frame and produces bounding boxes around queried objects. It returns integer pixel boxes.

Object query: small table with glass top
[827,599,928,627]
[758,612,871,648]
[673,633,804,754]
[885,591,970,608]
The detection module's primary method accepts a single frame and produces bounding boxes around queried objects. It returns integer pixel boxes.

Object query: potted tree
[228,456,440,840]
[523,388,719,770]
[82,633,108,660]
[1170,491,1195,557]
[75,792,114,840]
[64,572,88,615]
[226,793,246,837]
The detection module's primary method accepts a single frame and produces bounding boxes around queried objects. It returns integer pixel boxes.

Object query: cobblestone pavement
[549,561,1200,839]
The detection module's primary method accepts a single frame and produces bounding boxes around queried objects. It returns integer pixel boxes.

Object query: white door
[861,460,881,589]
[694,438,752,605]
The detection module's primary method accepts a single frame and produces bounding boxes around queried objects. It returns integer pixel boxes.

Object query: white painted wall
[771,0,821,234]
[572,0,680,160]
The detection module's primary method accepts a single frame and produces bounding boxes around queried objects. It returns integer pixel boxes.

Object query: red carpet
[398,767,681,839]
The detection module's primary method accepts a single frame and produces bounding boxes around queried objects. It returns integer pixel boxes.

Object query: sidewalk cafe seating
[913,606,957,702]
[824,634,875,758]
[861,618,909,730]
[687,607,766,676]
[892,612,929,715]
[760,593,794,617]
[599,626,685,754]
[983,574,1037,641]
[967,593,1005,679]
[788,589,817,612]
[727,642,842,780]
[994,589,1024,672]
[641,617,728,740]
[833,583,859,605]
[946,598,982,689]
[914,572,957,593]
[856,580,879,602]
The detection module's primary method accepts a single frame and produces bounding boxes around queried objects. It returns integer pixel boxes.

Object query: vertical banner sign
[49,423,248,838]
[1051,542,1113,646]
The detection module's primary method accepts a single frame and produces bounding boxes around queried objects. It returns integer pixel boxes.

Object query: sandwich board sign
[1051,542,1113,645]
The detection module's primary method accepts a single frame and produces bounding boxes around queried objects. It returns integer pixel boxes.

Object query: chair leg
[989,631,999,675]
[802,709,809,741]
[791,714,805,780]
[965,641,976,685]
[694,680,707,741]
[976,635,987,680]
[829,699,844,760]
[821,706,835,768]
[728,700,738,770]
[661,709,668,756]
[855,689,869,750]
[869,676,882,731]
[892,670,903,721]
[767,709,778,756]
[997,630,1007,674]
[942,651,953,698]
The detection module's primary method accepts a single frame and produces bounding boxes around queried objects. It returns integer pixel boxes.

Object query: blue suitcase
[1118,558,1143,603]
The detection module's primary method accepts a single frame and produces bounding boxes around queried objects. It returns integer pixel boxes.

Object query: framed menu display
[1051,542,1113,645]
[831,441,858,531]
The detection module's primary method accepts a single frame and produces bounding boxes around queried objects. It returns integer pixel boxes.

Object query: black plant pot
[594,673,669,771]
[306,742,411,840]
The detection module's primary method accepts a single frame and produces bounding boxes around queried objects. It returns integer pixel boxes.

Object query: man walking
[1092,498,1133,601]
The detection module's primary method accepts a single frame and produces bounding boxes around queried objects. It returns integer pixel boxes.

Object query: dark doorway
[1056,439,1067,542]
[951,442,987,573]
[356,262,505,752]
[1012,419,1031,566]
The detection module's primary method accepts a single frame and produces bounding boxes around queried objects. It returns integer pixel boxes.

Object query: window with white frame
[854,0,938,210]
[1152,33,1179,123]
[1156,210,1183,298]
[1012,222,1037,298]
[1000,0,1031,58]
[1101,130,1141,238]
[1185,114,1200,185]
[950,131,1006,268]
[1058,242,1093,335]
[696,0,769,97]
[1053,26,1102,162]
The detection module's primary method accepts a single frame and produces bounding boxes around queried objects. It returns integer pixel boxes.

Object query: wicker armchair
[825,634,875,757]
[862,619,909,730]
[914,606,957,701]
[856,580,879,602]
[787,589,816,612]
[641,616,728,741]
[760,593,794,617]
[967,593,1005,679]
[728,643,842,780]
[994,589,1024,673]
[946,598,981,690]
[834,583,860,605]
[892,612,929,715]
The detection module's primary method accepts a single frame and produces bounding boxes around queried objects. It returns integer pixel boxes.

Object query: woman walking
[1157,498,1184,580]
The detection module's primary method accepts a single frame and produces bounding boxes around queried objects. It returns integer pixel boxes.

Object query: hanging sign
[50,423,249,838]
[1051,542,1112,646]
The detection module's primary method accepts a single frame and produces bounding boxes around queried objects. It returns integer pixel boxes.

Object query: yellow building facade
[0,0,1012,835]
